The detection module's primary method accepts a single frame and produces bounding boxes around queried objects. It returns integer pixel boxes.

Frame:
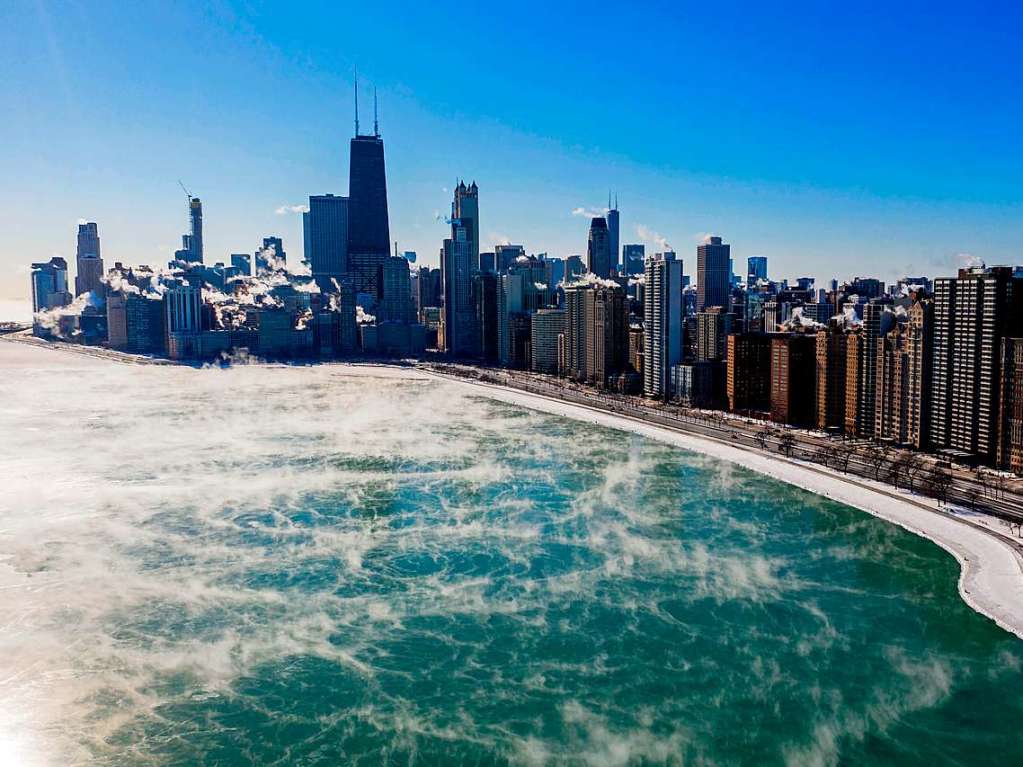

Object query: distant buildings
[453,181,480,270]
[623,244,645,277]
[31,257,71,314]
[697,236,730,312]
[75,223,104,296]
[174,197,204,263]
[440,211,478,357]
[377,256,414,324]
[747,256,768,285]
[586,217,612,279]
[606,194,619,272]
[307,194,349,285]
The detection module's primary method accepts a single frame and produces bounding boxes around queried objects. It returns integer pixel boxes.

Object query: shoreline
[7,335,1023,640]
[436,372,1023,641]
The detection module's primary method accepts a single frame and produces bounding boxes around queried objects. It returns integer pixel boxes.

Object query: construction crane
[178,179,192,203]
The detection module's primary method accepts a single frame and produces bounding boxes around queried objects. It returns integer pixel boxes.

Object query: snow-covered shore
[446,375,1023,640]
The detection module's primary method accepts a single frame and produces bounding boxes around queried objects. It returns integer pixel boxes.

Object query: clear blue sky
[2,0,1022,307]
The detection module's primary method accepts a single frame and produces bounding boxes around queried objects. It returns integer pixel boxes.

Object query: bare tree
[923,467,954,506]
[778,432,796,458]
[902,454,926,492]
[833,443,854,474]
[866,445,893,481]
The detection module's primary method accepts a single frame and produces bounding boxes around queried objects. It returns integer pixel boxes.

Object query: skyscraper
[307,194,349,286]
[440,218,478,356]
[643,251,684,399]
[606,193,620,272]
[377,256,413,324]
[189,198,203,262]
[586,217,612,278]
[931,266,1022,463]
[453,181,479,271]
[623,244,645,277]
[30,257,71,314]
[747,256,768,285]
[347,102,390,293]
[697,236,730,312]
[998,338,1023,474]
[531,309,565,373]
[261,237,286,266]
[727,334,772,413]
[815,325,847,430]
[75,222,104,296]
[770,335,817,427]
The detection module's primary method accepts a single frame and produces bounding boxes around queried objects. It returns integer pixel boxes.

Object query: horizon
[3,2,1022,310]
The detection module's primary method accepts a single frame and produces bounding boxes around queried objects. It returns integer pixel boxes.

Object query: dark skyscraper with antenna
[347,82,390,294]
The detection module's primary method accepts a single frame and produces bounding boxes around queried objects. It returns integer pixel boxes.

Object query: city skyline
[3,2,1023,309]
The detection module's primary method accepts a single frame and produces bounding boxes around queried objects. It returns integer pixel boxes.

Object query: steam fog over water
[1,342,1021,765]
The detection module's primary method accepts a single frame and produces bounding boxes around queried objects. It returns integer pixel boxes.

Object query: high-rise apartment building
[307,194,349,285]
[815,326,847,430]
[931,266,1022,463]
[643,252,683,398]
[696,307,734,362]
[850,300,894,437]
[726,333,772,413]
[75,222,104,296]
[770,334,817,426]
[586,217,612,278]
[697,236,730,312]
[998,338,1023,474]
[531,309,566,374]
[584,284,628,387]
[904,299,934,449]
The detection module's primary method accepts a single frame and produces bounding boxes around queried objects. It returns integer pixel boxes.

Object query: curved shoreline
[442,374,1023,640]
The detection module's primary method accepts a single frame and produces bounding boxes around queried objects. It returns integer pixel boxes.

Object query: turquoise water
[0,344,1021,765]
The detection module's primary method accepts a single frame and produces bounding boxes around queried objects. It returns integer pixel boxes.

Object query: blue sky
[2,0,1022,310]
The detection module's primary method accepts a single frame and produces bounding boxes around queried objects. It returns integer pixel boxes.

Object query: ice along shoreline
[437,372,1023,641]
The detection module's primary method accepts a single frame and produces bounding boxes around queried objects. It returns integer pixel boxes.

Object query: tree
[902,454,926,492]
[754,428,771,450]
[833,443,854,474]
[778,432,796,458]
[866,445,894,481]
[923,467,954,506]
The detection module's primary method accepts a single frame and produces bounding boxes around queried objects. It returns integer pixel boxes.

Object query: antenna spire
[608,189,611,210]
[354,66,360,136]
[374,86,379,136]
